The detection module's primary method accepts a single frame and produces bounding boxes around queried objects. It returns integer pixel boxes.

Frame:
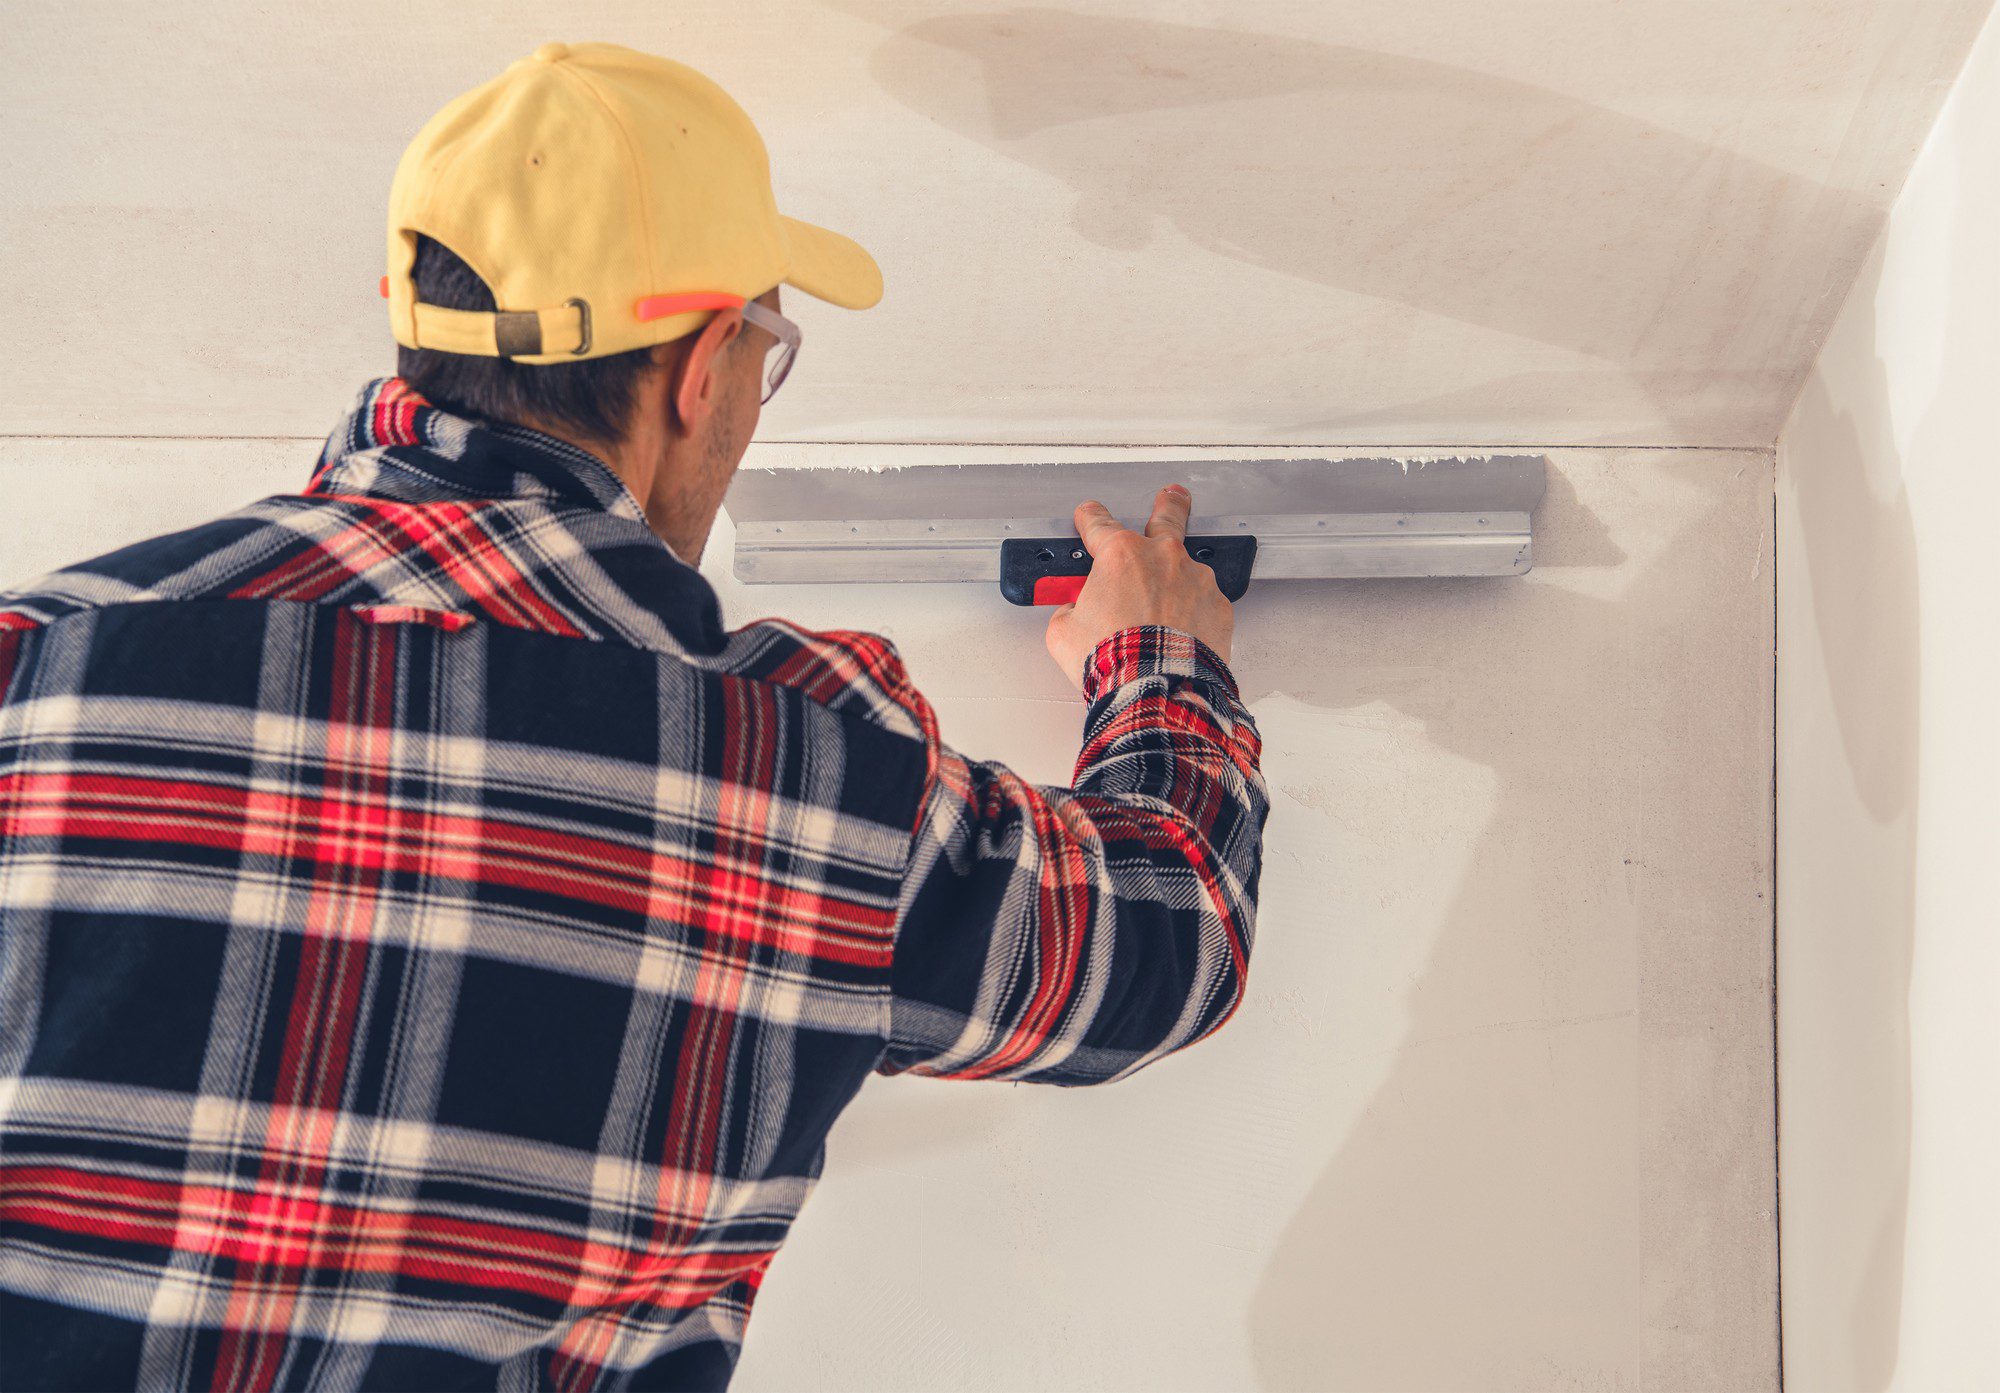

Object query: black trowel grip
[1000,534,1257,606]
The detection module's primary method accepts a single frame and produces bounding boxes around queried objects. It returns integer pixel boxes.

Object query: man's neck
[523,415,714,565]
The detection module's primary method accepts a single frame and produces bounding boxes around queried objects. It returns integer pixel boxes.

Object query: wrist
[1081,625,1239,702]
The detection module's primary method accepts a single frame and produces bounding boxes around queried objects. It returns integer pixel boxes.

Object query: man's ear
[668,309,745,434]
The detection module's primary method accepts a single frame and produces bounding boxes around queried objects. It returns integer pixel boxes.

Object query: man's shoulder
[0,490,663,645]
[708,617,939,750]
[0,499,942,754]
[0,498,309,630]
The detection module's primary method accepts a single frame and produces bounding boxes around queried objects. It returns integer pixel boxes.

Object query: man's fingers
[1073,500,1129,557]
[1145,484,1191,541]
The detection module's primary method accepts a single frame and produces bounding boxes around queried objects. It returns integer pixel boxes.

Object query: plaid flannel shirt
[0,377,1267,1391]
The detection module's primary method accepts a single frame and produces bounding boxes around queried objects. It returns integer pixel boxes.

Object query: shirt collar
[307,376,653,524]
[303,376,727,655]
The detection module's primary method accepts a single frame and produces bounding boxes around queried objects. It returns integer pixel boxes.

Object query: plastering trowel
[723,454,1545,604]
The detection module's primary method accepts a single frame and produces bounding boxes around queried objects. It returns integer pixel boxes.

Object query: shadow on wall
[831,3,1873,440]
[1228,456,1775,1388]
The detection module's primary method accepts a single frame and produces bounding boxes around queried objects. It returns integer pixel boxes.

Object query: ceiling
[2,0,1989,447]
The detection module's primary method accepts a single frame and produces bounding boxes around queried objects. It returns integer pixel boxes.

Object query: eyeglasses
[631,291,802,405]
[739,299,801,404]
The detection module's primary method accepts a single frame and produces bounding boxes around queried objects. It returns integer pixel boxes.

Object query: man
[0,42,1267,1390]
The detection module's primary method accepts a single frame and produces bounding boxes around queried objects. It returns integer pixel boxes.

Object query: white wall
[0,438,1779,1389]
[709,445,1778,1392]
[1775,2,2000,1387]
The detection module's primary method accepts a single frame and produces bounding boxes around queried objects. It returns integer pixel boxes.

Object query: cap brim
[779,215,883,310]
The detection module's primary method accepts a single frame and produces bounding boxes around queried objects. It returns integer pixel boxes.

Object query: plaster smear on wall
[0,438,1776,1389]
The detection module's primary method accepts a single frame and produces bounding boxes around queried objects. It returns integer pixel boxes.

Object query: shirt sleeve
[877,625,1269,1086]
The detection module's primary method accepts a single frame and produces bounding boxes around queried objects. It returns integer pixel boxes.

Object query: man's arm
[878,487,1269,1085]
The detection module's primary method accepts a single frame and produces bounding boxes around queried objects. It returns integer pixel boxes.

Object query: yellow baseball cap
[382,41,882,365]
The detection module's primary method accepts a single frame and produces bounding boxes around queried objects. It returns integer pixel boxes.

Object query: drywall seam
[761,441,1786,453]
[0,433,1785,453]
[1770,482,1786,1393]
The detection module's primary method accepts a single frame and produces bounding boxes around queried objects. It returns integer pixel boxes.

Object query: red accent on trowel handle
[1031,575,1087,606]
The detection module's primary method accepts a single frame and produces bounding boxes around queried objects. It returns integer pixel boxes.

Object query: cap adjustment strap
[406,296,592,359]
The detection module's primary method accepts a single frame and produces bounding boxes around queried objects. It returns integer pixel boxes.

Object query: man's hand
[1044,484,1237,690]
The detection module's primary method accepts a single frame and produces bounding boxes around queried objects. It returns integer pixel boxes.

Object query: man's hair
[396,234,656,444]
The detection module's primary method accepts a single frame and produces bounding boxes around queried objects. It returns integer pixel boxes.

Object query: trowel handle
[999,535,1258,607]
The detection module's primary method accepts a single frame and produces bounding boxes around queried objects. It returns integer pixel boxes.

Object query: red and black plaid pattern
[0,378,1267,1390]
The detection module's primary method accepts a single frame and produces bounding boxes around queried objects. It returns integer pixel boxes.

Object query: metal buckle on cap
[493,299,592,358]
[494,310,542,358]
